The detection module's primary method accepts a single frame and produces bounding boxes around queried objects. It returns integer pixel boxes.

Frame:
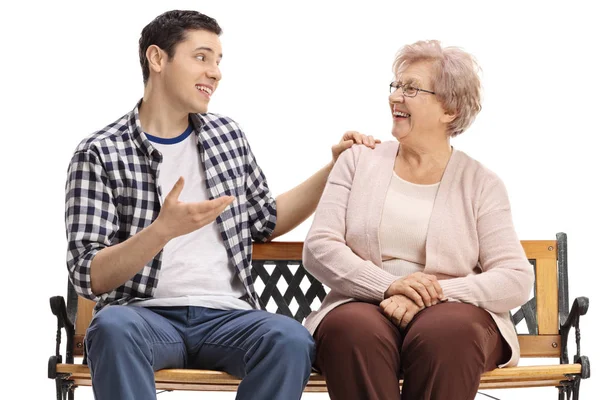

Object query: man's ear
[146,45,165,76]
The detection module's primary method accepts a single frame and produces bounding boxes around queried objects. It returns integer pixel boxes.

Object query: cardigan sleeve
[302,146,397,302]
[439,177,535,313]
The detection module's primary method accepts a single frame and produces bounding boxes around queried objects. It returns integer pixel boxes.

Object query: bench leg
[55,378,75,400]
[557,386,568,400]
[572,379,581,400]
[55,378,63,400]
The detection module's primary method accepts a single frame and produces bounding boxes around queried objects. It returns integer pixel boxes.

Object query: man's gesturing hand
[155,177,235,241]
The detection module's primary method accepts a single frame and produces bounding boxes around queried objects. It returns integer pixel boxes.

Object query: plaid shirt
[65,101,277,312]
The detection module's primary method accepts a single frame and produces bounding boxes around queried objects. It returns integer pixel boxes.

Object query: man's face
[161,29,222,114]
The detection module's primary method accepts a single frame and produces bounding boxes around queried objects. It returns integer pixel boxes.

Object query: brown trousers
[314,302,510,400]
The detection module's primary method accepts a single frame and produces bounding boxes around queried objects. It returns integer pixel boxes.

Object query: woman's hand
[384,272,445,307]
[380,295,425,329]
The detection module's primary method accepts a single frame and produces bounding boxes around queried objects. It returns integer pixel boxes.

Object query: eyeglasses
[389,81,436,97]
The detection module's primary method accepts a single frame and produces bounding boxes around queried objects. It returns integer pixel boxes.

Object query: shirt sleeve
[241,133,277,242]
[65,149,119,301]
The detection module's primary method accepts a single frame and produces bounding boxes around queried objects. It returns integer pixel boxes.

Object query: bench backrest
[69,233,570,359]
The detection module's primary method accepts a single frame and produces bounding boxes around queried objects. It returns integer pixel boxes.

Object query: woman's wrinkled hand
[380,294,425,329]
[384,272,445,307]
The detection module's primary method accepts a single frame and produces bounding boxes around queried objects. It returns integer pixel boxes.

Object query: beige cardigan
[302,141,534,367]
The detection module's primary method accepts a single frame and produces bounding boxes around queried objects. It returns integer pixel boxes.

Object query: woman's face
[389,61,452,142]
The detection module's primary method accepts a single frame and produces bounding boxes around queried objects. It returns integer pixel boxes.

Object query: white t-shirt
[380,172,439,277]
[133,126,252,310]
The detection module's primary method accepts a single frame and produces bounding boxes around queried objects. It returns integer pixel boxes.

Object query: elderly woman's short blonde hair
[393,40,482,137]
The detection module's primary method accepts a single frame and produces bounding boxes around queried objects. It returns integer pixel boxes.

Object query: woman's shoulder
[337,140,398,168]
[452,149,503,186]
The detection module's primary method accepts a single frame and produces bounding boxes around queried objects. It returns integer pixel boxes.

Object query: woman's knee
[316,302,400,352]
[402,303,498,363]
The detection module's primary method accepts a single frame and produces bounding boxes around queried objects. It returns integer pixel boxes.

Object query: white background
[1,0,598,399]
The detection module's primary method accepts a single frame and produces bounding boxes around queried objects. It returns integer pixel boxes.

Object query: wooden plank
[521,240,557,260]
[536,258,559,334]
[251,240,558,262]
[478,380,567,389]
[75,298,95,337]
[156,369,241,384]
[518,335,561,357]
[252,242,303,260]
[73,298,95,356]
[480,364,581,379]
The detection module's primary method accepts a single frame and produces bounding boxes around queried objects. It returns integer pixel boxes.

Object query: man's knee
[86,306,141,352]
[269,316,315,350]
[258,315,315,363]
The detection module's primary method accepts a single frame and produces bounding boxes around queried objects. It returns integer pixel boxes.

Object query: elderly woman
[302,40,535,400]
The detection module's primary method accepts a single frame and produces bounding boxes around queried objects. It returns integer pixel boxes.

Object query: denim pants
[85,305,315,400]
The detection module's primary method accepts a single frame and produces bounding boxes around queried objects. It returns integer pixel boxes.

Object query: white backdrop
[1,0,598,399]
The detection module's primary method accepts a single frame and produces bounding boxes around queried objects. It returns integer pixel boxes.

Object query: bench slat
[536,257,559,334]
[253,242,303,260]
[518,335,560,357]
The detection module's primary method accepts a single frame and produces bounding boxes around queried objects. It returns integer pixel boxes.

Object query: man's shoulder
[193,113,249,150]
[195,112,242,132]
[73,112,134,156]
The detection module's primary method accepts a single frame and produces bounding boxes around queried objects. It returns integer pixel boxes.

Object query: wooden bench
[48,232,590,399]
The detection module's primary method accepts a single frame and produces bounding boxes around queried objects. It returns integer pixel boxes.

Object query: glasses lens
[404,86,417,97]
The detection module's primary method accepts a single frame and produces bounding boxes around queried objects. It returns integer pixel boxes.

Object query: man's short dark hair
[139,10,222,85]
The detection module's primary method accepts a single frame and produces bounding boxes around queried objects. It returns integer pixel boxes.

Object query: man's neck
[138,90,190,139]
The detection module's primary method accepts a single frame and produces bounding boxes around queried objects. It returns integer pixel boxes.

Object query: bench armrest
[50,295,75,331]
[49,295,76,378]
[559,296,590,378]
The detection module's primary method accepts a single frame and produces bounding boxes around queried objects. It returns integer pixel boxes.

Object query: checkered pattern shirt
[65,101,276,312]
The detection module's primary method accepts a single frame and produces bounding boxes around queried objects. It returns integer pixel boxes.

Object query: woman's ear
[441,111,457,124]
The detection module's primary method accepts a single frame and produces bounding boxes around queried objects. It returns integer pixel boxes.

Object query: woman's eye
[196,55,205,61]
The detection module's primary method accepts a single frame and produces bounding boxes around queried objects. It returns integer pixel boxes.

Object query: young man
[65,9,376,400]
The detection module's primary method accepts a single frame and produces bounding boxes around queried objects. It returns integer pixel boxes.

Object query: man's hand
[154,177,235,241]
[331,131,380,163]
[384,272,445,308]
[380,295,424,329]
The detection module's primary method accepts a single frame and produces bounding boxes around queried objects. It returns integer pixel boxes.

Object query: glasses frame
[389,81,436,97]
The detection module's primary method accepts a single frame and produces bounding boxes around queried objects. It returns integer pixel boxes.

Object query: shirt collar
[127,99,207,159]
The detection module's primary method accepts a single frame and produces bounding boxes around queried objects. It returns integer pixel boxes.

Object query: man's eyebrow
[193,46,223,58]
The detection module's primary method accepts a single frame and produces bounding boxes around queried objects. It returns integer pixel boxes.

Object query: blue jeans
[85,305,315,400]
